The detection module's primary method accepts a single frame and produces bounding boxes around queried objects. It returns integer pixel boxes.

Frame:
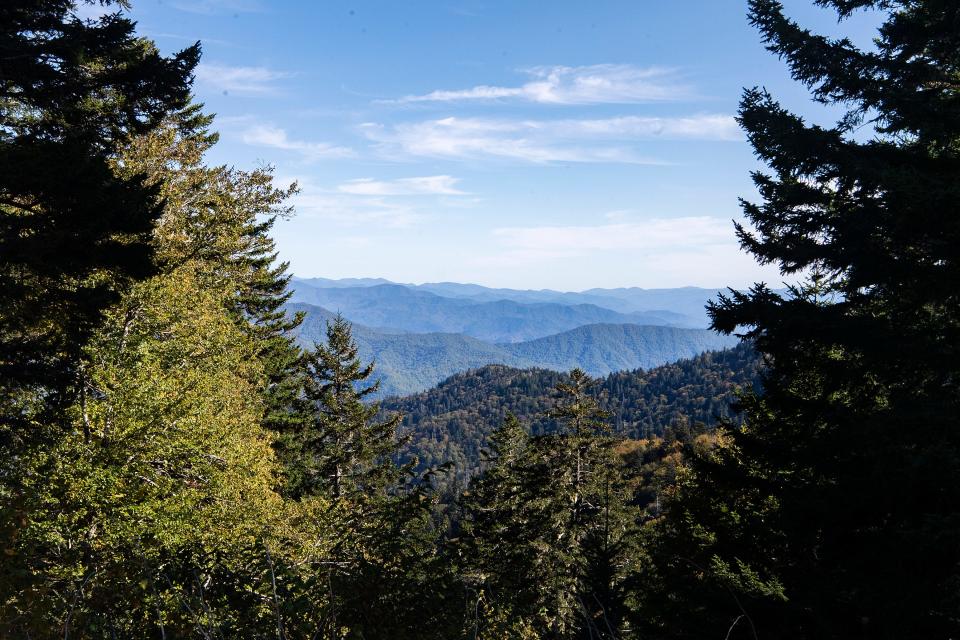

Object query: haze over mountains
[288,278,738,396]
[292,277,722,330]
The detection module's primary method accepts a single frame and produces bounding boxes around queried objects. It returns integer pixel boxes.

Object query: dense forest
[1,1,958,638]
[387,342,762,487]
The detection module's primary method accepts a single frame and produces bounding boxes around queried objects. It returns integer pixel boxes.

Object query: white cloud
[361,118,652,164]
[467,216,783,288]
[553,115,741,140]
[285,178,426,228]
[194,63,290,96]
[337,176,466,196]
[388,64,692,105]
[361,114,739,164]
[296,194,421,228]
[241,125,355,160]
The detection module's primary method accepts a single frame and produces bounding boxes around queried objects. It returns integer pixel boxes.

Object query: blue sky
[110,0,880,290]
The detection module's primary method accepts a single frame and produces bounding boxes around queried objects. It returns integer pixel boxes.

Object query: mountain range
[290,301,737,397]
[286,277,742,396]
[290,282,693,342]
[291,277,729,328]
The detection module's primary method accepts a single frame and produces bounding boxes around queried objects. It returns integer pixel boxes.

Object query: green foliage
[0,0,198,433]
[114,100,306,441]
[0,267,291,636]
[275,315,460,638]
[458,373,642,639]
[0,6,315,635]
[643,1,960,638]
[281,314,400,499]
[387,342,761,489]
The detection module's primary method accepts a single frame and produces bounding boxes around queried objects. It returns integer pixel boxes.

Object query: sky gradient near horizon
[107,0,881,290]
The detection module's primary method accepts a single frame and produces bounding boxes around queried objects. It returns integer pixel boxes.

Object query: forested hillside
[292,302,737,395]
[387,342,761,486]
[506,322,738,373]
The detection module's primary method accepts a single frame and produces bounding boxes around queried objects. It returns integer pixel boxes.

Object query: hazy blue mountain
[289,282,689,342]
[507,323,739,373]
[291,276,721,328]
[289,302,736,397]
[413,282,642,312]
[291,303,528,396]
[579,286,726,325]
[288,303,523,396]
[296,276,394,289]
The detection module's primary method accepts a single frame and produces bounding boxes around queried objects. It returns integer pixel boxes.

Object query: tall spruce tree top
[648,1,960,638]
[285,314,400,499]
[0,0,198,428]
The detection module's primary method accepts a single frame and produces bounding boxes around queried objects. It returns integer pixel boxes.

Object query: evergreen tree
[460,371,639,638]
[458,414,540,636]
[0,0,198,432]
[644,1,960,638]
[285,314,400,499]
[0,14,316,632]
[0,265,293,637]
[277,315,458,638]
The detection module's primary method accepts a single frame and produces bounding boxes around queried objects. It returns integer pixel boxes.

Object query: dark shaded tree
[643,2,960,638]
[460,371,640,638]
[283,314,400,499]
[0,0,199,433]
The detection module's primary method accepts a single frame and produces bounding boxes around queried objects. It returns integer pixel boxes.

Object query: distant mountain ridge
[290,282,691,343]
[293,276,724,327]
[289,302,736,397]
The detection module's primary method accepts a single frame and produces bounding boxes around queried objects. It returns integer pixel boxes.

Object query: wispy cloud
[493,217,731,255]
[361,118,653,164]
[171,0,263,15]
[477,216,781,287]
[241,125,355,160]
[479,217,742,270]
[552,115,741,140]
[194,63,290,96]
[361,114,739,164]
[281,177,434,228]
[337,176,466,196]
[295,193,421,228]
[387,64,692,105]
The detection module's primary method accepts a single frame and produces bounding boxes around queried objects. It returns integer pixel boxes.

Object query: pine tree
[644,2,960,638]
[0,1,198,432]
[458,414,539,635]
[460,371,639,638]
[280,315,458,638]
[284,314,400,499]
